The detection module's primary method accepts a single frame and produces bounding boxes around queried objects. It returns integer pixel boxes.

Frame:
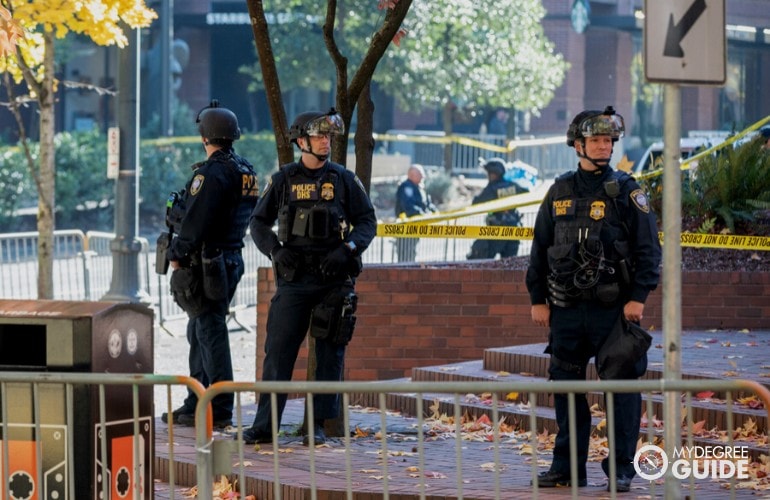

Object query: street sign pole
[662,84,683,499]
[644,2,726,495]
[103,27,150,304]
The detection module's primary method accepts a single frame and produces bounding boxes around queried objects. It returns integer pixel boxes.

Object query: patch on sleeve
[190,174,205,196]
[630,189,650,213]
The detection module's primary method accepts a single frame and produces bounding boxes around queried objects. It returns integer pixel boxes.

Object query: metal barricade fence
[0,225,532,326]
[0,230,90,300]
[0,371,203,500]
[196,378,770,500]
[0,230,270,332]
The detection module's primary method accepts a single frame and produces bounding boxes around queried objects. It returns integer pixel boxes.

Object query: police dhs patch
[321,182,335,200]
[630,189,650,213]
[590,200,606,221]
[190,174,205,196]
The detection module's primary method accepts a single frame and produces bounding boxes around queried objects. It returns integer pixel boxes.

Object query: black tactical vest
[548,171,631,288]
[282,163,348,250]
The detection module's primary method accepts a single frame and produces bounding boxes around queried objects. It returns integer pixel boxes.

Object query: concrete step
[351,349,769,461]
[352,384,767,460]
[482,343,770,400]
[411,360,768,435]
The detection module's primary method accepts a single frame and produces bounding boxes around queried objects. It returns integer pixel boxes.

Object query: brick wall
[254,266,770,383]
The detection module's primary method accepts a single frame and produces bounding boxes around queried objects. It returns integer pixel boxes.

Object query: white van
[632,137,714,177]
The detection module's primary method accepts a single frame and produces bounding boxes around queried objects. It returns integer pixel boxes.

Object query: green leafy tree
[245,0,412,190]
[376,0,567,171]
[242,0,567,176]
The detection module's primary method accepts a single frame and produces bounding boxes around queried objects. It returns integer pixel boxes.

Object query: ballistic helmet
[288,108,345,144]
[196,100,240,141]
[567,106,625,147]
[482,158,507,177]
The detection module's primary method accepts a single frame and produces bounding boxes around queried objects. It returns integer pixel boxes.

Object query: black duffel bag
[596,316,652,380]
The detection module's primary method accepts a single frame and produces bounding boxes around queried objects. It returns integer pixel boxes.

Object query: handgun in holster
[310,287,358,346]
[155,231,172,275]
[156,190,185,275]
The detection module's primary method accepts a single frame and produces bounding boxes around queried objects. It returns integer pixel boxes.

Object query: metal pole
[662,83,682,499]
[103,27,150,303]
[160,0,172,136]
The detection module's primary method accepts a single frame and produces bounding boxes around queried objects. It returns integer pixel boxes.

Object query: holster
[202,248,228,301]
[170,266,206,317]
[155,232,171,275]
[310,284,358,346]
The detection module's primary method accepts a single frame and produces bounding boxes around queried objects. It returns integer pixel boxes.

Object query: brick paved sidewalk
[154,397,766,499]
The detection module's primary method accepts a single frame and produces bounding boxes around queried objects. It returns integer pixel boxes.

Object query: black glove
[271,246,298,270]
[320,244,351,278]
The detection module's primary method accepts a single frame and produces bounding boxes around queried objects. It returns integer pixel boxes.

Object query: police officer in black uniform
[394,164,436,262]
[467,158,527,260]
[240,108,376,445]
[160,100,259,429]
[526,106,661,492]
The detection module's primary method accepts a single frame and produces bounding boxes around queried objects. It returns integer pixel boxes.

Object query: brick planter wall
[254,266,770,383]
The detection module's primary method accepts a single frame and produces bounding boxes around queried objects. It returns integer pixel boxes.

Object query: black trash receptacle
[0,299,153,500]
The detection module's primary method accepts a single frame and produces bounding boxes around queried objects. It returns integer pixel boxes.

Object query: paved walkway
[152,329,770,499]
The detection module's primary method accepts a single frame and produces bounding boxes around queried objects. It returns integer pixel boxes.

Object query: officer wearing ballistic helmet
[160,100,259,429]
[467,158,526,260]
[240,108,376,446]
[526,106,661,492]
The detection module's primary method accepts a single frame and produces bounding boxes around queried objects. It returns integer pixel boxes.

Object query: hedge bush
[0,130,280,236]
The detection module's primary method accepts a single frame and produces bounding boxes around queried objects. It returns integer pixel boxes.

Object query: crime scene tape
[377,223,770,251]
[678,233,770,251]
[372,132,564,155]
[379,224,533,240]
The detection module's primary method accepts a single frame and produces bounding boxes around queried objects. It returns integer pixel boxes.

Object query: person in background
[526,106,661,493]
[240,108,376,446]
[161,100,259,430]
[760,127,770,150]
[467,158,527,260]
[394,164,436,262]
[487,108,510,136]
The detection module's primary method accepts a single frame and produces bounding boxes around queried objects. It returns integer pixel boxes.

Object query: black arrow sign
[664,0,707,58]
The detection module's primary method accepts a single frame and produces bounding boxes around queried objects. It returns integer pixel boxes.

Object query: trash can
[0,299,153,499]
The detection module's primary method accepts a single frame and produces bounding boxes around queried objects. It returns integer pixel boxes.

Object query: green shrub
[683,138,770,233]
[641,137,770,235]
[425,169,455,207]
[139,133,278,235]
[0,131,281,236]
[55,129,114,230]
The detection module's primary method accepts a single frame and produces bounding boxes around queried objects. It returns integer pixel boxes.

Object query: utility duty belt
[548,276,621,308]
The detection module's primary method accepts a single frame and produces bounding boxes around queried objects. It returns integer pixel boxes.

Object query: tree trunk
[354,81,375,192]
[442,102,454,174]
[245,0,293,165]
[37,31,56,299]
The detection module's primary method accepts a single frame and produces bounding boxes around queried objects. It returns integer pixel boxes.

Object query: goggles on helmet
[305,112,345,137]
[578,114,625,140]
